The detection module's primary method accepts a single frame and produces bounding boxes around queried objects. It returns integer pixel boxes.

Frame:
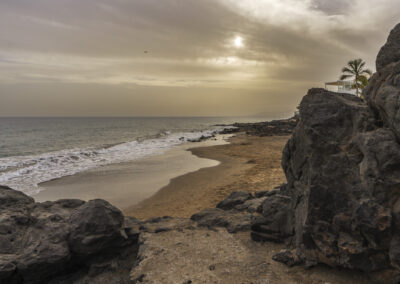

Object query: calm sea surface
[0,116,275,195]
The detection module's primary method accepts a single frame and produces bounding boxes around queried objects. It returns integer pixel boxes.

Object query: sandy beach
[33,132,289,220]
[33,135,232,208]
[125,133,289,219]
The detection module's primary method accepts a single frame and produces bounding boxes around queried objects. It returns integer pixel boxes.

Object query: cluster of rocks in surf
[232,117,297,136]
[215,117,297,137]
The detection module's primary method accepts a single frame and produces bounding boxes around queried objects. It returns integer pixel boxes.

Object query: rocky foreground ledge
[0,185,381,284]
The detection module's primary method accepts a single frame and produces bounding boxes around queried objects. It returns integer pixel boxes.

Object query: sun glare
[234,36,244,48]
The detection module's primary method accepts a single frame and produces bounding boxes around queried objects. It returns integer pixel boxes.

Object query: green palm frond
[361,69,372,76]
[339,58,372,97]
[340,74,352,80]
[341,67,354,74]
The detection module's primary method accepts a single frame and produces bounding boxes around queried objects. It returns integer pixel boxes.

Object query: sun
[233,36,244,48]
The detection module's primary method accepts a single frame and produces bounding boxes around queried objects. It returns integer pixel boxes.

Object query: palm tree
[340,59,372,97]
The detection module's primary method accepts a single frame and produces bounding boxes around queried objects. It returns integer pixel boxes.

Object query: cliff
[251,23,400,276]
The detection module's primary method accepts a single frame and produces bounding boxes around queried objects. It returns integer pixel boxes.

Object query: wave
[0,127,226,195]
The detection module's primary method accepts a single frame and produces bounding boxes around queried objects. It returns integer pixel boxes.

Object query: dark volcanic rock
[234,197,267,213]
[191,208,254,233]
[68,199,125,255]
[251,192,293,243]
[0,186,139,284]
[233,117,297,137]
[365,24,400,141]
[250,24,400,275]
[250,25,400,275]
[216,191,253,210]
[272,249,303,267]
[279,87,400,271]
[376,23,400,72]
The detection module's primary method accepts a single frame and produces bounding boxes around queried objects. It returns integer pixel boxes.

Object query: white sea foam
[0,127,229,195]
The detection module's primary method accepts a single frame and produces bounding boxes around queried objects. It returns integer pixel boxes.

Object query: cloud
[0,0,399,116]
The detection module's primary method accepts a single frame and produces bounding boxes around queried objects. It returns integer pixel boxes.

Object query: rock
[216,191,253,210]
[254,184,285,198]
[234,197,267,213]
[364,24,400,140]
[218,127,240,134]
[138,216,195,233]
[251,194,293,243]
[278,87,400,271]
[191,208,253,233]
[376,23,400,72]
[272,250,303,267]
[0,186,139,284]
[232,117,298,137]
[393,274,400,284]
[254,190,270,198]
[187,134,215,143]
[251,26,400,275]
[68,199,126,255]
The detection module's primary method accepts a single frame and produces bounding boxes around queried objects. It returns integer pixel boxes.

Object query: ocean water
[0,117,269,195]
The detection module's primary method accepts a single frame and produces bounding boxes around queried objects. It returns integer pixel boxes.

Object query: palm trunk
[355,75,359,97]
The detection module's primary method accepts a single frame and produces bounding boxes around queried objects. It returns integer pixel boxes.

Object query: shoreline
[124,133,289,219]
[33,134,232,208]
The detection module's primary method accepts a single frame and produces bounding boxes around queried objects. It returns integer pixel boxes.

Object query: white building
[325,80,356,95]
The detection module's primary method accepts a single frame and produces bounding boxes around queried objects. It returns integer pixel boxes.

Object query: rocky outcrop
[365,24,400,140]
[0,186,139,284]
[190,190,277,233]
[251,185,293,243]
[232,117,298,137]
[216,191,253,210]
[376,23,400,72]
[281,89,396,271]
[250,23,400,275]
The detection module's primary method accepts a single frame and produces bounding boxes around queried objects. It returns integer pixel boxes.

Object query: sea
[0,116,274,196]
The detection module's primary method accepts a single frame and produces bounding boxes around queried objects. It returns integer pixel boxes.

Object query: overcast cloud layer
[0,0,399,116]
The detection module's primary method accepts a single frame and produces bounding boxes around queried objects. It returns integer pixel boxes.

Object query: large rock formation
[251,23,400,274]
[0,185,139,283]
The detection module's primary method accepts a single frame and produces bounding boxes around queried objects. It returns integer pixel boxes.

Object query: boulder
[191,208,253,233]
[234,197,267,213]
[251,193,293,243]
[0,186,138,284]
[216,191,253,210]
[68,199,125,255]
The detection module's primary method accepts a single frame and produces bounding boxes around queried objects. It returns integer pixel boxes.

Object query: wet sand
[125,134,289,219]
[34,136,231,208]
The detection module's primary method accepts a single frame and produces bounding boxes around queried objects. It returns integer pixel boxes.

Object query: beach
[33,135,231,208]
[125,133,289,219]
[33,132,289,219]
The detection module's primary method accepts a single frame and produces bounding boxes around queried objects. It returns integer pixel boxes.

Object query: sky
[0,0,399,117]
